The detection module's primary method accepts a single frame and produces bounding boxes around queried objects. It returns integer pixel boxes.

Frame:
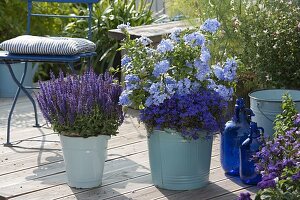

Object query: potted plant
[118,19,238,190]
[36,70,124,188]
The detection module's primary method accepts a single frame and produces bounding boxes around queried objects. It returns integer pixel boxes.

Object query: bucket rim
[248,89,300,102]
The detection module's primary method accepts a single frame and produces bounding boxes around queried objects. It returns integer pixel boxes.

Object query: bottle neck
[234,108,247,123]
[249,131,260,139]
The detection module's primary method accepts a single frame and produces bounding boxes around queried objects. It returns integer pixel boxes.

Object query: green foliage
[64,0,154,73]
[273,94,298,137]
[165,0,300,90]
[255,183,300,200]
[55,107,122,137]
[0,0,26,42]
[240,0,300,89]
[0,0,76,42]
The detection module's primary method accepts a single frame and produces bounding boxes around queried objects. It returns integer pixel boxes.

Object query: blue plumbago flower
[136,36,152,46]
[119,90,132,106]
[36,69,124,135]
[176,78,192,95]
[185,61,193,68]
[157,39,174,53]
[125,83,139,90]
[207,79,217,90]
[194,59,211,81]
[146,47,155,57]
[214,85,233,101]
[183,32,205,47]
[200,46,211,64]
[191,81,201,92]
[140,89,228,139]
[153,93,168,105]
[165,83,176,96]
[223,58,238,81]
[125,74,140,83]
[119,19,239,123]
[213,64,225,80]
[121,55,132,67]
[149,82,162,95]
[146,94,169,107]
[117,22,131,31]
[169,28,182,42]
[153,60,170,77]
[200,18,221,33]
[145,97,154,107]
[165,76,176,85]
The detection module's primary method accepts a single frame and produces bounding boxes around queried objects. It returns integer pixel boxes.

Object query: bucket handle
[257,101,274,123]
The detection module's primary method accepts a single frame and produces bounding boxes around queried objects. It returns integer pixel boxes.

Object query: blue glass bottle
[220,98,253,176]
[239,122,263,185]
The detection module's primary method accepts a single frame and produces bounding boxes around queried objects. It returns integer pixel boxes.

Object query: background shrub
[64,0,154,74]
[165,0,300,98]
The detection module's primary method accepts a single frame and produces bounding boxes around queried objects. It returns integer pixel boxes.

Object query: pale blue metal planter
[60,134,110,189]
[0,62,33,98]
[249,89,300,138]
[148,129,213,190]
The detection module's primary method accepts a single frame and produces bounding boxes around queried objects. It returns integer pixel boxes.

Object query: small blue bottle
[239,122,263,185]
[220,98,253,176]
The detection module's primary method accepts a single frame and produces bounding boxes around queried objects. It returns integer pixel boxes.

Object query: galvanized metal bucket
[148,129,213,190]
[249,89,300,138]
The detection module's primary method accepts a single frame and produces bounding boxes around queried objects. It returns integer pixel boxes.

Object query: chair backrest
[26,0,100,40]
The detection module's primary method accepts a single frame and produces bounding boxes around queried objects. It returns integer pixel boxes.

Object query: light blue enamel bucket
[0,62,33,98]
[148,129,213,190]
[249,89,300,138]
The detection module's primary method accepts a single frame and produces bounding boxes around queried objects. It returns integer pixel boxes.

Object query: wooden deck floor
[0,97,258,200]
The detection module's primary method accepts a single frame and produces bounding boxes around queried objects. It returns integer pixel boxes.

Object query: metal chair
[0,0,99,146]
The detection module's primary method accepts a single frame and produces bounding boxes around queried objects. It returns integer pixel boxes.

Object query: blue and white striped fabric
[0,35,96,55]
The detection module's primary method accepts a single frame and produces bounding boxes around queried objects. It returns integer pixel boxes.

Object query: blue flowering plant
[118,19,238,139]
[36,70,124,137]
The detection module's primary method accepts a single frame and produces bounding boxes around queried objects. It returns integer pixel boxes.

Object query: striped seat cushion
[0,35,96,55]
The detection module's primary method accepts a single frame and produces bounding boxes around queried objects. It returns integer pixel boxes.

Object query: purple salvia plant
[36,69,124,137]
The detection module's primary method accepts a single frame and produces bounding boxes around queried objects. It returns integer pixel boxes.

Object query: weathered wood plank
[0,152,149,191]
[209,188,257,200]
[154,177,256,200]
[0,140,148,176]
[1,147,221,200]
[108,21,192,43]
[0,150,221,191]
[52,166,232,200]
[0,133,219,176]
[9,165,225,200]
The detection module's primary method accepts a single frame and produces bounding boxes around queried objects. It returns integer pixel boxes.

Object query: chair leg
[4,62,40,146]
[67,62,76,74]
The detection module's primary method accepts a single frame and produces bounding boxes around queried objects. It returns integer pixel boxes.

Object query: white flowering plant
[117,20,239,138]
